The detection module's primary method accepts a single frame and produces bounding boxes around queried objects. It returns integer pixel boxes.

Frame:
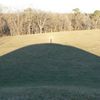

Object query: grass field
[0,30,100,100]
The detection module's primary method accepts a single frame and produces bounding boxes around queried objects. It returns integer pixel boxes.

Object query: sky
[0,0,100,13]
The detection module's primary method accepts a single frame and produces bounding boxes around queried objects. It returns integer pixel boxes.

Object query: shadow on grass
[0,43,100,87]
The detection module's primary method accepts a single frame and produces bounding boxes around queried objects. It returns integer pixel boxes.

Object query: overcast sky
[0,0,100,13]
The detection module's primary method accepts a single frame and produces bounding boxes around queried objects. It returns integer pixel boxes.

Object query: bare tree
[0,7,100,36]
[34,10,49,33]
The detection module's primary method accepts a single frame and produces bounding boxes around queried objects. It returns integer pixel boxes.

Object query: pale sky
[0,0,100,13]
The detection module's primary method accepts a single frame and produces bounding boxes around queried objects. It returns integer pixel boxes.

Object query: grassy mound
[0,39,100,99]
[0,43,100,87]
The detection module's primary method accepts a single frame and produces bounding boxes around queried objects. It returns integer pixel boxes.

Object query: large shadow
[0,43,100,87]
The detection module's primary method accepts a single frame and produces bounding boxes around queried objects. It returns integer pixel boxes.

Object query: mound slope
[0,43,100,87]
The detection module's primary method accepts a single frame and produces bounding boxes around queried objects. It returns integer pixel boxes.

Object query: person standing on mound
[50,38,52,43]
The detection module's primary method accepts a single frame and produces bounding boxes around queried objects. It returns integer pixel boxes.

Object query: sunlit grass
[0,30,100,56]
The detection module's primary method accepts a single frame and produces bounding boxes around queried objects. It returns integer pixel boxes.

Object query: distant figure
[50,38,52,43]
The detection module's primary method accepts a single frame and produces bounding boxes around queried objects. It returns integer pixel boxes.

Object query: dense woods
[0,8,100,36]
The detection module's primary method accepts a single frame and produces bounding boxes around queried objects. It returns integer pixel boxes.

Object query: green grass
[0,43,100,99]
[0,86,100,100]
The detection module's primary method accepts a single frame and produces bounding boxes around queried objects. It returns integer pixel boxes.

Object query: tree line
[0,8,100,36]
